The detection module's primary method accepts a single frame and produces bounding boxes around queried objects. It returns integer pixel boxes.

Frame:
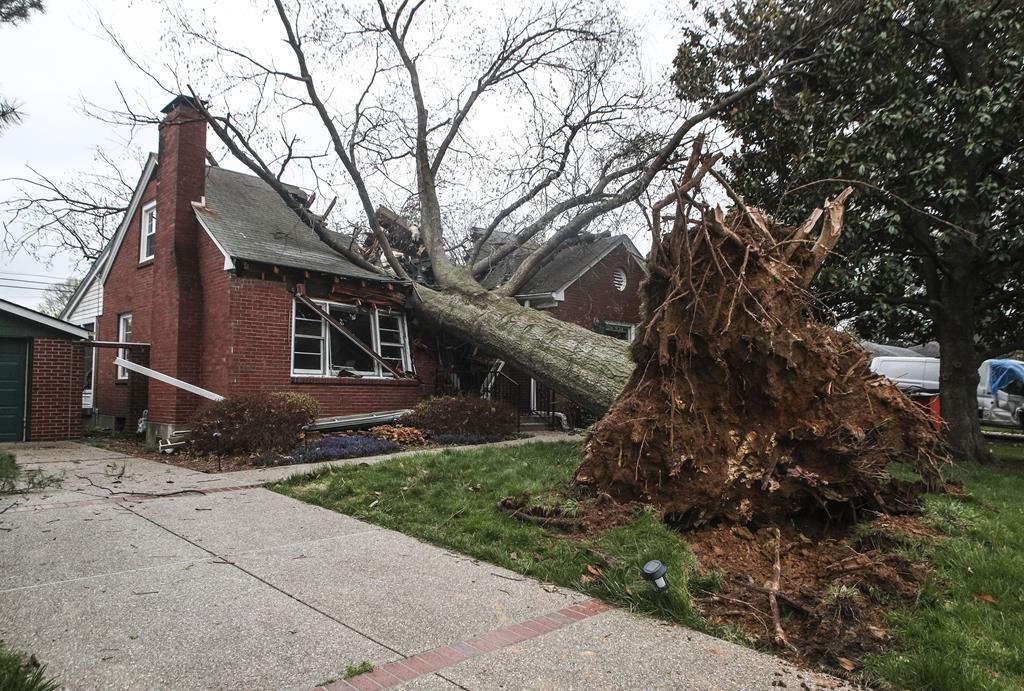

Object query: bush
[400,396,517,439]
[189,392,319,455]
[367,425,427,445]
[285,435,400,465]
[0,643,60,691]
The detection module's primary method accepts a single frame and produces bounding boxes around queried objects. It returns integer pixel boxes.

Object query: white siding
[66,274,103,324]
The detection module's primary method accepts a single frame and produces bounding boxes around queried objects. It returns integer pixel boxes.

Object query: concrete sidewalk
[0,442,847,690]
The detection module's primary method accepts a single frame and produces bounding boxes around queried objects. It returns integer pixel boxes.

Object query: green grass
[863,441,1024,690]
[272,442,703,630]
[275,440,1024,690]
[0,642,60,691]
[344,661,374,678]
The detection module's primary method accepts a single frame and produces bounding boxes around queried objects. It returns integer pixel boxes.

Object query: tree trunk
[936,274,987,461]
[412,285,632,414]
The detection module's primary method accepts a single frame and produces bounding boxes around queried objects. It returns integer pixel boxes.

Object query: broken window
[291,299,412,377]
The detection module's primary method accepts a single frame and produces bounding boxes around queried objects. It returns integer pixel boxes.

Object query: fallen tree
[575,161,947,528]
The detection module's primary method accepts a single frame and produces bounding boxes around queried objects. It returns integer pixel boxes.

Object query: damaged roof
[194,167,387,281]
[479,232,644,296]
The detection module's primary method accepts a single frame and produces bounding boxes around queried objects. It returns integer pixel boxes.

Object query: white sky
[0,0,684,310]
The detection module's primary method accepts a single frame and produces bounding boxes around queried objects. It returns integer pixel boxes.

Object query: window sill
[137,258,154,268]
[290,375,419,386]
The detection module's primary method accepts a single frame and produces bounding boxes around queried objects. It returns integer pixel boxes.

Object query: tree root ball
[574,174,947,529]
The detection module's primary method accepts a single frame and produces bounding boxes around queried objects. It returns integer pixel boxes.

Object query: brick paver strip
[324,598,611,690]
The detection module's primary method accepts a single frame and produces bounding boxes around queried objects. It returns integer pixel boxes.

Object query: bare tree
[36,276,81,317]
[2,149,138,267]
[100,0,823,412]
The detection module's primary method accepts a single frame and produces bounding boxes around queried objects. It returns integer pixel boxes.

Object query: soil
[685,516,933,674]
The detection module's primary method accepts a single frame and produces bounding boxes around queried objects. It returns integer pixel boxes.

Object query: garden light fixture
[642,559,670,593]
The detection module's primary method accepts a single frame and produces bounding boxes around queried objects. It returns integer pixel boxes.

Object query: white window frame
[601,321,636,343]
[116,313,133,380]
[139,201,156,262]
[290,299,413,378]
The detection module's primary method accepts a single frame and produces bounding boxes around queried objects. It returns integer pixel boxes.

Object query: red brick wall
[29,338,83,441]
[198,227,231,395]
[224,276,435,416]
[93,177,158,423]
[550,244,645,329]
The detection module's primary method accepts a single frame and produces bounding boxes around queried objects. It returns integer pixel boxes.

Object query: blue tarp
[988,359,1024,395]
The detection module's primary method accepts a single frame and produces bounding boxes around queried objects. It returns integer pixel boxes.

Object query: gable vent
[612,268,627,292]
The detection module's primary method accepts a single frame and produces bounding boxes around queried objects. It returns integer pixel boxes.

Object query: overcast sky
[0,0,682,311]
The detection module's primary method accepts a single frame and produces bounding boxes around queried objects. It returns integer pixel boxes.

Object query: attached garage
[0,299,89,442]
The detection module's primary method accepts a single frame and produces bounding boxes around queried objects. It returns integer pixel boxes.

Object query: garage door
[0,338,28,442]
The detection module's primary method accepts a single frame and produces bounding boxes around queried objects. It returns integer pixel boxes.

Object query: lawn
[273,442,704,629]
[273,439,1024,691]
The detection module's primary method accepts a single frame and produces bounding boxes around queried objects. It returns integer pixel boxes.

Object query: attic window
[140,202,156,262]
[612,268,627,292]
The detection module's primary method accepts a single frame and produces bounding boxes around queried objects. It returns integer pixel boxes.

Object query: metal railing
[434,365,520,433]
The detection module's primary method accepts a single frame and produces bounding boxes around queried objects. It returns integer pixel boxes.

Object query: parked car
[977,359,1024,429]
[869,356,940,393]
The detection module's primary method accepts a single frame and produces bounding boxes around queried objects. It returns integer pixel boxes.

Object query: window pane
[294,319,322,337]
[329,312,376,373]
[293,336,322,355]
[293,352,321,371]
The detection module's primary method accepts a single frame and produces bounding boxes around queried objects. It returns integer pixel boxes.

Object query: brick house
[62,96,644,441]
[0,298,88,442]
[474,232,646,422]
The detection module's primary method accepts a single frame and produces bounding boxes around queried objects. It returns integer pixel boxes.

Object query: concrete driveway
[0,442,846,690]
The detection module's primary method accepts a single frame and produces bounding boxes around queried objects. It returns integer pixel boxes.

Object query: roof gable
[61,153,159,321]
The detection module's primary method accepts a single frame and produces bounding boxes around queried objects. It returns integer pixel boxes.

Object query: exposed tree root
[575,149,948,527]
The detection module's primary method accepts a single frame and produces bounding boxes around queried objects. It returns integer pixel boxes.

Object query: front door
[0,338,28,441]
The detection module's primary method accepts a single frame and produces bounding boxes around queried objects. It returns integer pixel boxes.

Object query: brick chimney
[148,95,207,435]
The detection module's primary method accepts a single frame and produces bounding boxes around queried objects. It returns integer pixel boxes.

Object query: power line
[0,276,66,286]
[0,270,77,280]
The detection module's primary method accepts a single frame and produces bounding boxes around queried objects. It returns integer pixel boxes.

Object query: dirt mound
[574,147,947,528]
[687,519,931,671]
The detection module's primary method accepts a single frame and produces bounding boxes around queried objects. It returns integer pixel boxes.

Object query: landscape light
[642,560,670,593]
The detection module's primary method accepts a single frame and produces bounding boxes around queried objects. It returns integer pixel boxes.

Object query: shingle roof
[479,233,641,295]
[194,167,386,281]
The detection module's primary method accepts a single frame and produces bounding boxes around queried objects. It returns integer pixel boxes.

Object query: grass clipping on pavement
[272,439,1024,690]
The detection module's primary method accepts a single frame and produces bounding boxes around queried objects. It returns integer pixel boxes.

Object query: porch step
[520,416,556,432]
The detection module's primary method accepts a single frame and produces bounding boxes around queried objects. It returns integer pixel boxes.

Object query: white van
[869,356,940,393]
[977,359,1024,429]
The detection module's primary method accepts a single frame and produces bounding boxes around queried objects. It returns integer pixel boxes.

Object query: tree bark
[412,285,632,413]
[936,271,987,461]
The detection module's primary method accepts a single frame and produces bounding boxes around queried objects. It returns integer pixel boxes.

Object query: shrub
[400,396,517,439]
[285,435,400,465]
[189,392,319,455]
[367,425,427,445]
[0,643,60,691]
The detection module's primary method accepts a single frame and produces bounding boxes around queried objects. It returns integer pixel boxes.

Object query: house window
[116,313,133,380]
[612,268,627,292]
[291,299,412,377]
[600,321,635,342]
[140,201,156,261]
